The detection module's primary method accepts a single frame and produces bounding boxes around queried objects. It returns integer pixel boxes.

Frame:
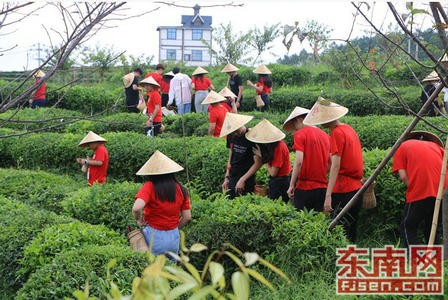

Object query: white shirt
[168,73,192,105]
[442,86,448,103]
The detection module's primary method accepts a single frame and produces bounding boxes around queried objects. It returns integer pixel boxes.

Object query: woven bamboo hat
[34,70,45,78]
[253,65,271,74]
[78,131,107,147]
[123,72,134,88]
[219,113,254,138]
[192,66,208,76]
[441,53,448,62]
[139,76,160,87]
[282,106,311,132]
[245,119,285,143]
[219,86,237,99]
[405,131,443,147]
[164,71,175,77]
[303,97,349,126]
[136,150,184,176]
[221,63,239,73]
[201,90,226,105]
[422,71,440,82]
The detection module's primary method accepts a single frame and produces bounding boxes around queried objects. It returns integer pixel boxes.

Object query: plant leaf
[257,257,291,282]
[190,243,208,252]
[231,271,249,300]
[187,285,216,300]
[209,262,224,285]
[243,252,259,266]
[246,268,275,291]
[168,282,198,299]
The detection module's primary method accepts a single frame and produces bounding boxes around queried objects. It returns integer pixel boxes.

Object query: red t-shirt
[88,144,109,186]
[293,126,330,190]
[256,81,272,95]
[330,124,364,193]
[392,139,448,203]
[209,104,230,137]
[160,79,170,94]
[33,79,46,100]
[192,77,212,91]
[135,181,191,230]
[146,90,162,123]
[268,140,292,177]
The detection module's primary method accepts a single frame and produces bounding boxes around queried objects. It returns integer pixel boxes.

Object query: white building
[157,4,212,66]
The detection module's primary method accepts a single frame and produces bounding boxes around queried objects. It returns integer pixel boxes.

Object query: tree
[303,20,333,63]
[81,45,123,82]
[281,21,307,54]
[249,23,281,65]
[204,22,252,65]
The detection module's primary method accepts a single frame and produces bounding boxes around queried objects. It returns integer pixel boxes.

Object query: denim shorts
[142,225,180,256]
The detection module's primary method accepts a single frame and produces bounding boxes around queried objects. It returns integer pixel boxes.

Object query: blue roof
[181,14,212,28]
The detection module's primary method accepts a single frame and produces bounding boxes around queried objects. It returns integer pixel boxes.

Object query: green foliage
[19,221,127,281]
[61,182,140,234]
[81,45,121,81]
[15,245,147,300]
[185,195,347,274]
[0,197,72,293]
[0,168,78,212]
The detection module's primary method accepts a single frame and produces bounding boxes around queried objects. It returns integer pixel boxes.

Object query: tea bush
[0,168,78,212]
[15,245,147,300]
[61,182,140,234]
[19,221,127,281]
[0,197,72,294]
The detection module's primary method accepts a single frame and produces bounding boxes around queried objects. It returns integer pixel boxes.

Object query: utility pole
[30,43,43,68]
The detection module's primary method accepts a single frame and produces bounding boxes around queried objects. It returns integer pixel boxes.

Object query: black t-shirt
[125,76,139,105]
[229,74,243,101]
[227,130,254,178]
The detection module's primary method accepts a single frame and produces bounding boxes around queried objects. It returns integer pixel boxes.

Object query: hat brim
[405,131,443,147]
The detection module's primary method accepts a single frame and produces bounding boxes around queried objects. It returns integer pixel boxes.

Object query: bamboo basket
[361,179,376,209]
[254,184,268,196]
[128,228,149,252]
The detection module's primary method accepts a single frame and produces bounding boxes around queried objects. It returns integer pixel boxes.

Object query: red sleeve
[292,131,306,152]
[135,182,152,203]
[181,195,191,210]
[205,77,212,88]
[94,146,107,162]
[392,146,406,173]
[330,128,344,156]
[270,143,285,168]
[209,108,217,123]
[154,91,161,106]
[191,77,197,86]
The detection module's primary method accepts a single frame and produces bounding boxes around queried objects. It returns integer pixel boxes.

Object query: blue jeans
[178,103,191,114]
[142,225,180,257]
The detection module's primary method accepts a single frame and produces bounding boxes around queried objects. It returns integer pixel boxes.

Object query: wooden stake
[428,135,448,245]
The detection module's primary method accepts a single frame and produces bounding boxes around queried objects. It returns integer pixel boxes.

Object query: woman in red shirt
[202,90,231,137]
[160,71,174,107]
[132,150,191,258]
[247,65,272,112]
[76,131,109,186]
[246,119,291,203]
[192,67,215,113]
[29,70,46,109]
[140,76,163,137]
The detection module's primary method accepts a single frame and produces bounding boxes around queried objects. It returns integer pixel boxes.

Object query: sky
[0,1,432,71]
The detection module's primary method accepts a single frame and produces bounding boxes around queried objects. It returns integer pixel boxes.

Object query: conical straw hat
[139,76,160,87]
[192,66,208,76]
[219,86,237,99]
[282,106,311,132]
[136,150,184,176]
[78,131,107,147]
[201,90,226,105]
[303,97,348,126]
[441,53,448,62]
[219,113,254,137]
[253,65,271,74]
[34,70,45,78]
[422,71,439,82]
[164,71,175,77]
[123,72,135,88]
[405,131,443,148]
[221,63,239,73]
[245,119,285,143]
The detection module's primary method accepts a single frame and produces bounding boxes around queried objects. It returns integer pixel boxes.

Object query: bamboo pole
[428,135,448,245]
[329,82,445,230]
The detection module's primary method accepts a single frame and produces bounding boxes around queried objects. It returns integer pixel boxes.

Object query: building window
[167,49,176,60]
[184,54,191,61]
[167,28,176,40]
[192,50,202,61]
[192,29,202,40]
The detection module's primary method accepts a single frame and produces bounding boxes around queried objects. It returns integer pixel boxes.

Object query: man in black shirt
[124,68,143,113]
[420,71,440,117]
[221,63,244,109]
[220,112,261,199]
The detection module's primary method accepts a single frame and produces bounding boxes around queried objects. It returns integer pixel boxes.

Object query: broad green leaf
[143,255,166,276]
[187,285,216,300]
[243,252,259,266]
[223,251,246,270]
[165,265,197,283]
[184,262,202,283]
[223,243,243,256]
[209,262,224,285]
[107,258,117,269]
[168,282,198,299]
[257,257,291,282]
[246,268,274,291]
[231,271,249,300]
[180,253,190,263]
[180,230,189,252]
[201,250,219,280]
[156,276,171,296]
[166,251,181,262]
[190,243,208,252]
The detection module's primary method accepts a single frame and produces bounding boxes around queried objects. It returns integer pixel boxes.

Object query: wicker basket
[361,179,376,209]
[254,184,268,196]
[128,228,149,252]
